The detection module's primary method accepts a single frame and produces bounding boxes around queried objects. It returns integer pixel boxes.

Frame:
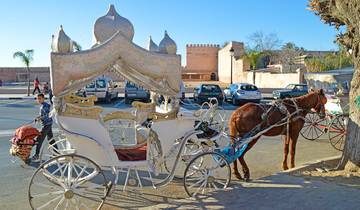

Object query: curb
[0,97,48,100]
[279,155,342,174]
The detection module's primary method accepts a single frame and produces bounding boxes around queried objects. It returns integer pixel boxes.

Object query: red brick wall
[0,67,50,82]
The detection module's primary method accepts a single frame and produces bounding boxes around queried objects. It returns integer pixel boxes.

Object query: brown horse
[229,89,327,181]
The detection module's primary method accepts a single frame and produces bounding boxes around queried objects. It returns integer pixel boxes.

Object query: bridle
[313,93,327,117]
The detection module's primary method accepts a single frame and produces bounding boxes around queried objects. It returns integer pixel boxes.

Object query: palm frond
[25,49,34,61]
[13,51,25,59]
[72,41,82,52]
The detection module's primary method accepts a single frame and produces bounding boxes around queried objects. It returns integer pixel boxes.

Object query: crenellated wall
[183,44,220,80]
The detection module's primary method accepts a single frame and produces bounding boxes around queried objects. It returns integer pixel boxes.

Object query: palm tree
[244,50,263,70]
[72,41,82,52]
[13,49,34,96]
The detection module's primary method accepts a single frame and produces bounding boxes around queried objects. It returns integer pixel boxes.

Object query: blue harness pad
[215,143,248,164]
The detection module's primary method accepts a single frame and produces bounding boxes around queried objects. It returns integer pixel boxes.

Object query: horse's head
[310,89,327,118]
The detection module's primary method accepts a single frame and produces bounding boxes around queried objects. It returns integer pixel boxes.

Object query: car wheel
[124,98,130,104]
[105,96,111,103]
[232,97,238,106]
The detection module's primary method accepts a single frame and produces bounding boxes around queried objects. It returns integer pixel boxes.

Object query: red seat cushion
[115,144,147,161]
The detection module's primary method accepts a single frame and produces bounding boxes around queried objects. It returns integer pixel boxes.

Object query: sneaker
[30,155,40,163]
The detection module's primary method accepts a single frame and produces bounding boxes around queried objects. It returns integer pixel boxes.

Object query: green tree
[244,49,263,70]
[13,49,34,96]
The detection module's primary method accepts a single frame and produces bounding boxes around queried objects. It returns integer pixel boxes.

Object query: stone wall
[218,41,249,83]
[183,44,220,80]
[247,71,303,88]
[0,67,50,82]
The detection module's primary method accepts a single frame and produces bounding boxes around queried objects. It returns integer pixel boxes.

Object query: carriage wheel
[164,138,204,179]
[39,134,74,164]
[183,152,231,198]
[300,112,327,141]
[28,154,109,210]
[328,115,347,151]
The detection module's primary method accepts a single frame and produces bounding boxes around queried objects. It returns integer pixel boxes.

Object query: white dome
[147,36,158,52]
[94,4,134,43]
[159,31,177,54]
[52,25,73,53]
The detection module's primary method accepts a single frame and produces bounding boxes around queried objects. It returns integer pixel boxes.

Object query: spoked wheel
[184,152,231,198]
[164,138,205,179]
[28,154,109,210]
[39,133,74,164]
[300,112,327,141]
[328,115,348,151]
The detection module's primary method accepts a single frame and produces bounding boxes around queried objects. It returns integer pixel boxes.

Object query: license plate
[128,94,136,97]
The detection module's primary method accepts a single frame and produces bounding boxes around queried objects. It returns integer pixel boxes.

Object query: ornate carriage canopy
[50,5,182,98]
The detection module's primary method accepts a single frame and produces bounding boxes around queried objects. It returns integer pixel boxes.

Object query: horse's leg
[238,137,259,182]
[282,135,290,170]
[290,132,300,168]
[229,121,242,180]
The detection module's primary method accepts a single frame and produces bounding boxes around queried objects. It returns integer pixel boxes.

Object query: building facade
[183,44,220,81]
[0,67,50,83]
[218,41,250,83]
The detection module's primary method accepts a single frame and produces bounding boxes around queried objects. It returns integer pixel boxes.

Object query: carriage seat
[132,101,179,122]
[114,143,147,161]
[60,103,104,120]
[64,94,97,107]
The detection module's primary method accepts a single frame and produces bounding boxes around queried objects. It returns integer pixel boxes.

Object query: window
[86,81,95,88]
[201,85,221,92]
[96,80,106,88]
[240,85,258,91]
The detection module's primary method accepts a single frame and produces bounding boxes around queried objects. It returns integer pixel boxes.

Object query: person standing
[32,77,41,95]
[31,93,56,162]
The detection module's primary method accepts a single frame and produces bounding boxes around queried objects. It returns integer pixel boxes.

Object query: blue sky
[0,0,339,67]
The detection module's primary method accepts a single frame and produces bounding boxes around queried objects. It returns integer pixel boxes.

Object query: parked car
[85,76,119,103]
[124,81,150,104]
[193,84,223,105]
[272,84,308,99]
[224,83,261,105]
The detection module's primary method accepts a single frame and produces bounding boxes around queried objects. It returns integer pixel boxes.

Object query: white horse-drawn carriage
[28,5,231,209]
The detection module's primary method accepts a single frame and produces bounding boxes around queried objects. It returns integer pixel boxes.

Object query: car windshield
[285,84,296,90]
[96,80,106,88]
[240,85,258,91]
[86,81,95,88]
[201,85,221,92]
[126,82,137,88]
[285,84,307,91]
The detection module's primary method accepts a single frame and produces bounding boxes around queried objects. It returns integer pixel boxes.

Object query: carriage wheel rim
[300,113,327,141]
[328,116,347,151]
[183,152,231,198]
[28,154,108,210]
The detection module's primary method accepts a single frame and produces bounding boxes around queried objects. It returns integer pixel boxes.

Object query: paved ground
[0,98,342,209]
[147,170,360,210]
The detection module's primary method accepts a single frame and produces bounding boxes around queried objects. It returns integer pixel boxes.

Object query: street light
[229,47,234,84]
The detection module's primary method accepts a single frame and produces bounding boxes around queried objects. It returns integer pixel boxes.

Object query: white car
[224,83,261,105]
[85,76,119,103]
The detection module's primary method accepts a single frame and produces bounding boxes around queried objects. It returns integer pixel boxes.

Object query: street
[0,98,340,209]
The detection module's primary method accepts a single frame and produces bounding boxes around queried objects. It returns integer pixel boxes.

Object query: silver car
[224,83,261,105]
[124,81,150,104]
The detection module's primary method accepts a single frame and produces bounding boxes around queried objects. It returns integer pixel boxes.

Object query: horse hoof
[244,177,251,182]
[233,173,242,180]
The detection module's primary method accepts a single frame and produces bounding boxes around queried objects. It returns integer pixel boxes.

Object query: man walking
[31,93,56,162]
[32,77,41,95]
